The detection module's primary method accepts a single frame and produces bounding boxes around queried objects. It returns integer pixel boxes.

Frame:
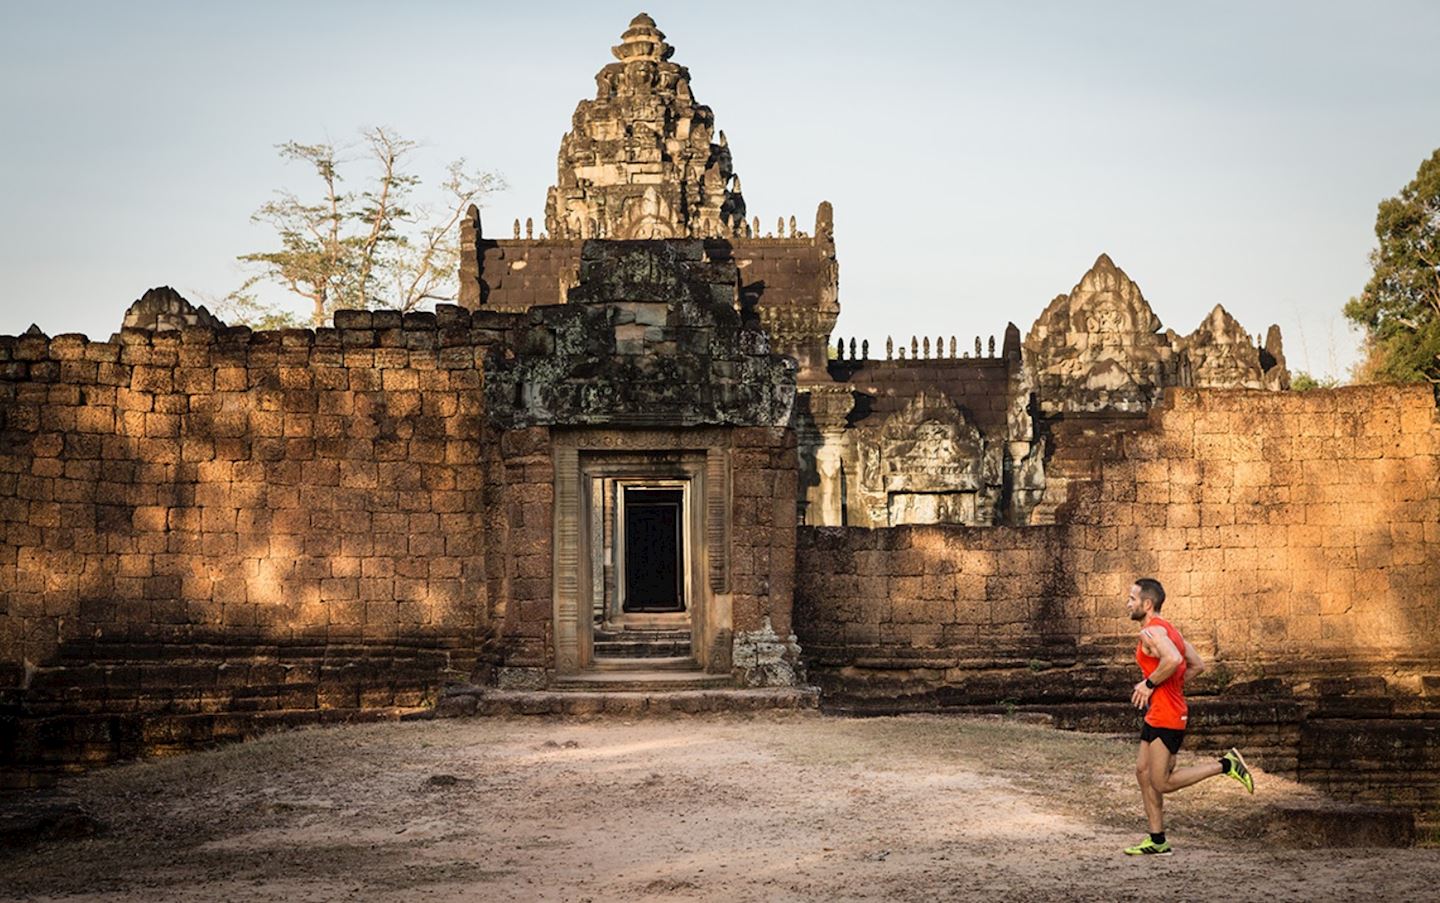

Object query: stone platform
[431,684,820,717]
[1265,800,1416,848]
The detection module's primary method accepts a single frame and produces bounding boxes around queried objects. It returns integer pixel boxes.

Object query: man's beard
[1128,609,1145,621]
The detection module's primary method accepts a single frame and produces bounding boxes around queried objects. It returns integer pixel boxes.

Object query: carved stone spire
[544,14,746,240]
[611,12,673,62]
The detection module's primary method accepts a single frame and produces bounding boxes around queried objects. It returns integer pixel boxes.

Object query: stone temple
[3,14,1439,834]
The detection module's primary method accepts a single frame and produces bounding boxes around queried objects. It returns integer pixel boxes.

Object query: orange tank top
[1136,617,1188,730]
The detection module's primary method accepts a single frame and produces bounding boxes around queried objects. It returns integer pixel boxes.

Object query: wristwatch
[1144,678,1157,689]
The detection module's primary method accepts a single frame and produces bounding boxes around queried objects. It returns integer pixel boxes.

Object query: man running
[1125,577,1253,856]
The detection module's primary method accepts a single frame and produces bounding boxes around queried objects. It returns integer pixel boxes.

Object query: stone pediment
[1181,304,1288,390]
[484,240,795,428]
[1024,254,1177,414]
[861,392,980,493]
[117,286,224,335]
[848,391,1002,525]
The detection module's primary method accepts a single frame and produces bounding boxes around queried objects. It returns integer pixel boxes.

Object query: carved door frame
[552,429,732,676]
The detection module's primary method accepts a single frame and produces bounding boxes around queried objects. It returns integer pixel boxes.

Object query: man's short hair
[1134,578,1166,611]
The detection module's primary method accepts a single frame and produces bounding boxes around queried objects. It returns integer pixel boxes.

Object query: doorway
[621,488,685,612]
[553,437,731,677]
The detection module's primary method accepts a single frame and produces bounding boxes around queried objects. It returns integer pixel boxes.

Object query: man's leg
[1136,740,1164,834]
[1148,740,1222,795]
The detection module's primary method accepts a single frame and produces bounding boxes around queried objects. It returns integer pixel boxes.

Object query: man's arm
[1182,639,1206,677]
[1131,628,1183,709]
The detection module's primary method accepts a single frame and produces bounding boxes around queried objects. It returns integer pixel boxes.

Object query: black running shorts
[1140,723,1185,755]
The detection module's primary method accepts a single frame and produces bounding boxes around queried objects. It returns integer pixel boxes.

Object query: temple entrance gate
[553,433,733,677]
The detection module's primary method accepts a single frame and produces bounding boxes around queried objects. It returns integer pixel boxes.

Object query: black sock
[1219,756,1233,775]
[1150,832,1166,845]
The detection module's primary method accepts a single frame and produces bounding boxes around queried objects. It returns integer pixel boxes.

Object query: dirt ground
[3,712,1439,902]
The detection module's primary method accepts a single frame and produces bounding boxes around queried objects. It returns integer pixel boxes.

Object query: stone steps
[593,628,692,660]
[590,655,698,672]
[432,685,820,717]
[553,669,734,691]
[593,639,692,658]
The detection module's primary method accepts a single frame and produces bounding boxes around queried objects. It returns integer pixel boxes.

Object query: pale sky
[3,1,1438,380]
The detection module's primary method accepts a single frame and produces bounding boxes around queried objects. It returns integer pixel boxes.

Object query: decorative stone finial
[612,13,674,62]
[815,201,834,243]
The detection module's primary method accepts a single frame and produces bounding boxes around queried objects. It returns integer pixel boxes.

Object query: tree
[1290,371,1339,391]
[219,127,502,328]
[1344,148,1440,383]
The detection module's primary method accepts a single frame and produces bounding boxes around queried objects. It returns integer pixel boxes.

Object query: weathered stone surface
[484,240,795,428]
[117,286,224,335]
[847,390,1000,526]
[731,617,806,688]
[1024,254,1177,414]
[794,385,1440,815]
[1264,800,1415,848]
[1181,304,1288,390]
[437,686,820,717]
[544,14,745,242]
[1023,255,1289,415]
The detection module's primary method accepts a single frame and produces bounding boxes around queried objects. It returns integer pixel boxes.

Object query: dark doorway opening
[623,488,684,612]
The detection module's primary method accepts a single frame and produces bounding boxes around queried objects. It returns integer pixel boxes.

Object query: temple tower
[544,13,746,240]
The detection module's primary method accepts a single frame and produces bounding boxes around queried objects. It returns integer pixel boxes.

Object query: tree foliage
[220,128,501,328]
[1344,148,1440,383]
[1290,371,1339,392]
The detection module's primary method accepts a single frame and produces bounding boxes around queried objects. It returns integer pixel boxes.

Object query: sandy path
[3,712,1438,902]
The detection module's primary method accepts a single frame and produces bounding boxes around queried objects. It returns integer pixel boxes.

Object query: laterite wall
[0,308,516,782]
[795,386,1440,813]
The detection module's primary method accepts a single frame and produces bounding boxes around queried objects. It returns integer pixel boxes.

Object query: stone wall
[466,238,584,313]
[730,427,800,636]
[0,309,516,783]
[795,385,1440,812]
[461,232,840,376]
[827,357,1013,435]
[485,427,554,682]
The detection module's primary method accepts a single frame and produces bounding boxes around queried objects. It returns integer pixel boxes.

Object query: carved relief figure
[1024,254,1174,414]
[843,392,1001,527]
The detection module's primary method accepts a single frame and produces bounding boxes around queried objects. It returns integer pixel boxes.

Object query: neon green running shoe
[1221,747,1255,794]
[1123,838,1173,856]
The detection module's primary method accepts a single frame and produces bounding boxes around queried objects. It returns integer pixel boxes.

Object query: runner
[1125,577,1254,856]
